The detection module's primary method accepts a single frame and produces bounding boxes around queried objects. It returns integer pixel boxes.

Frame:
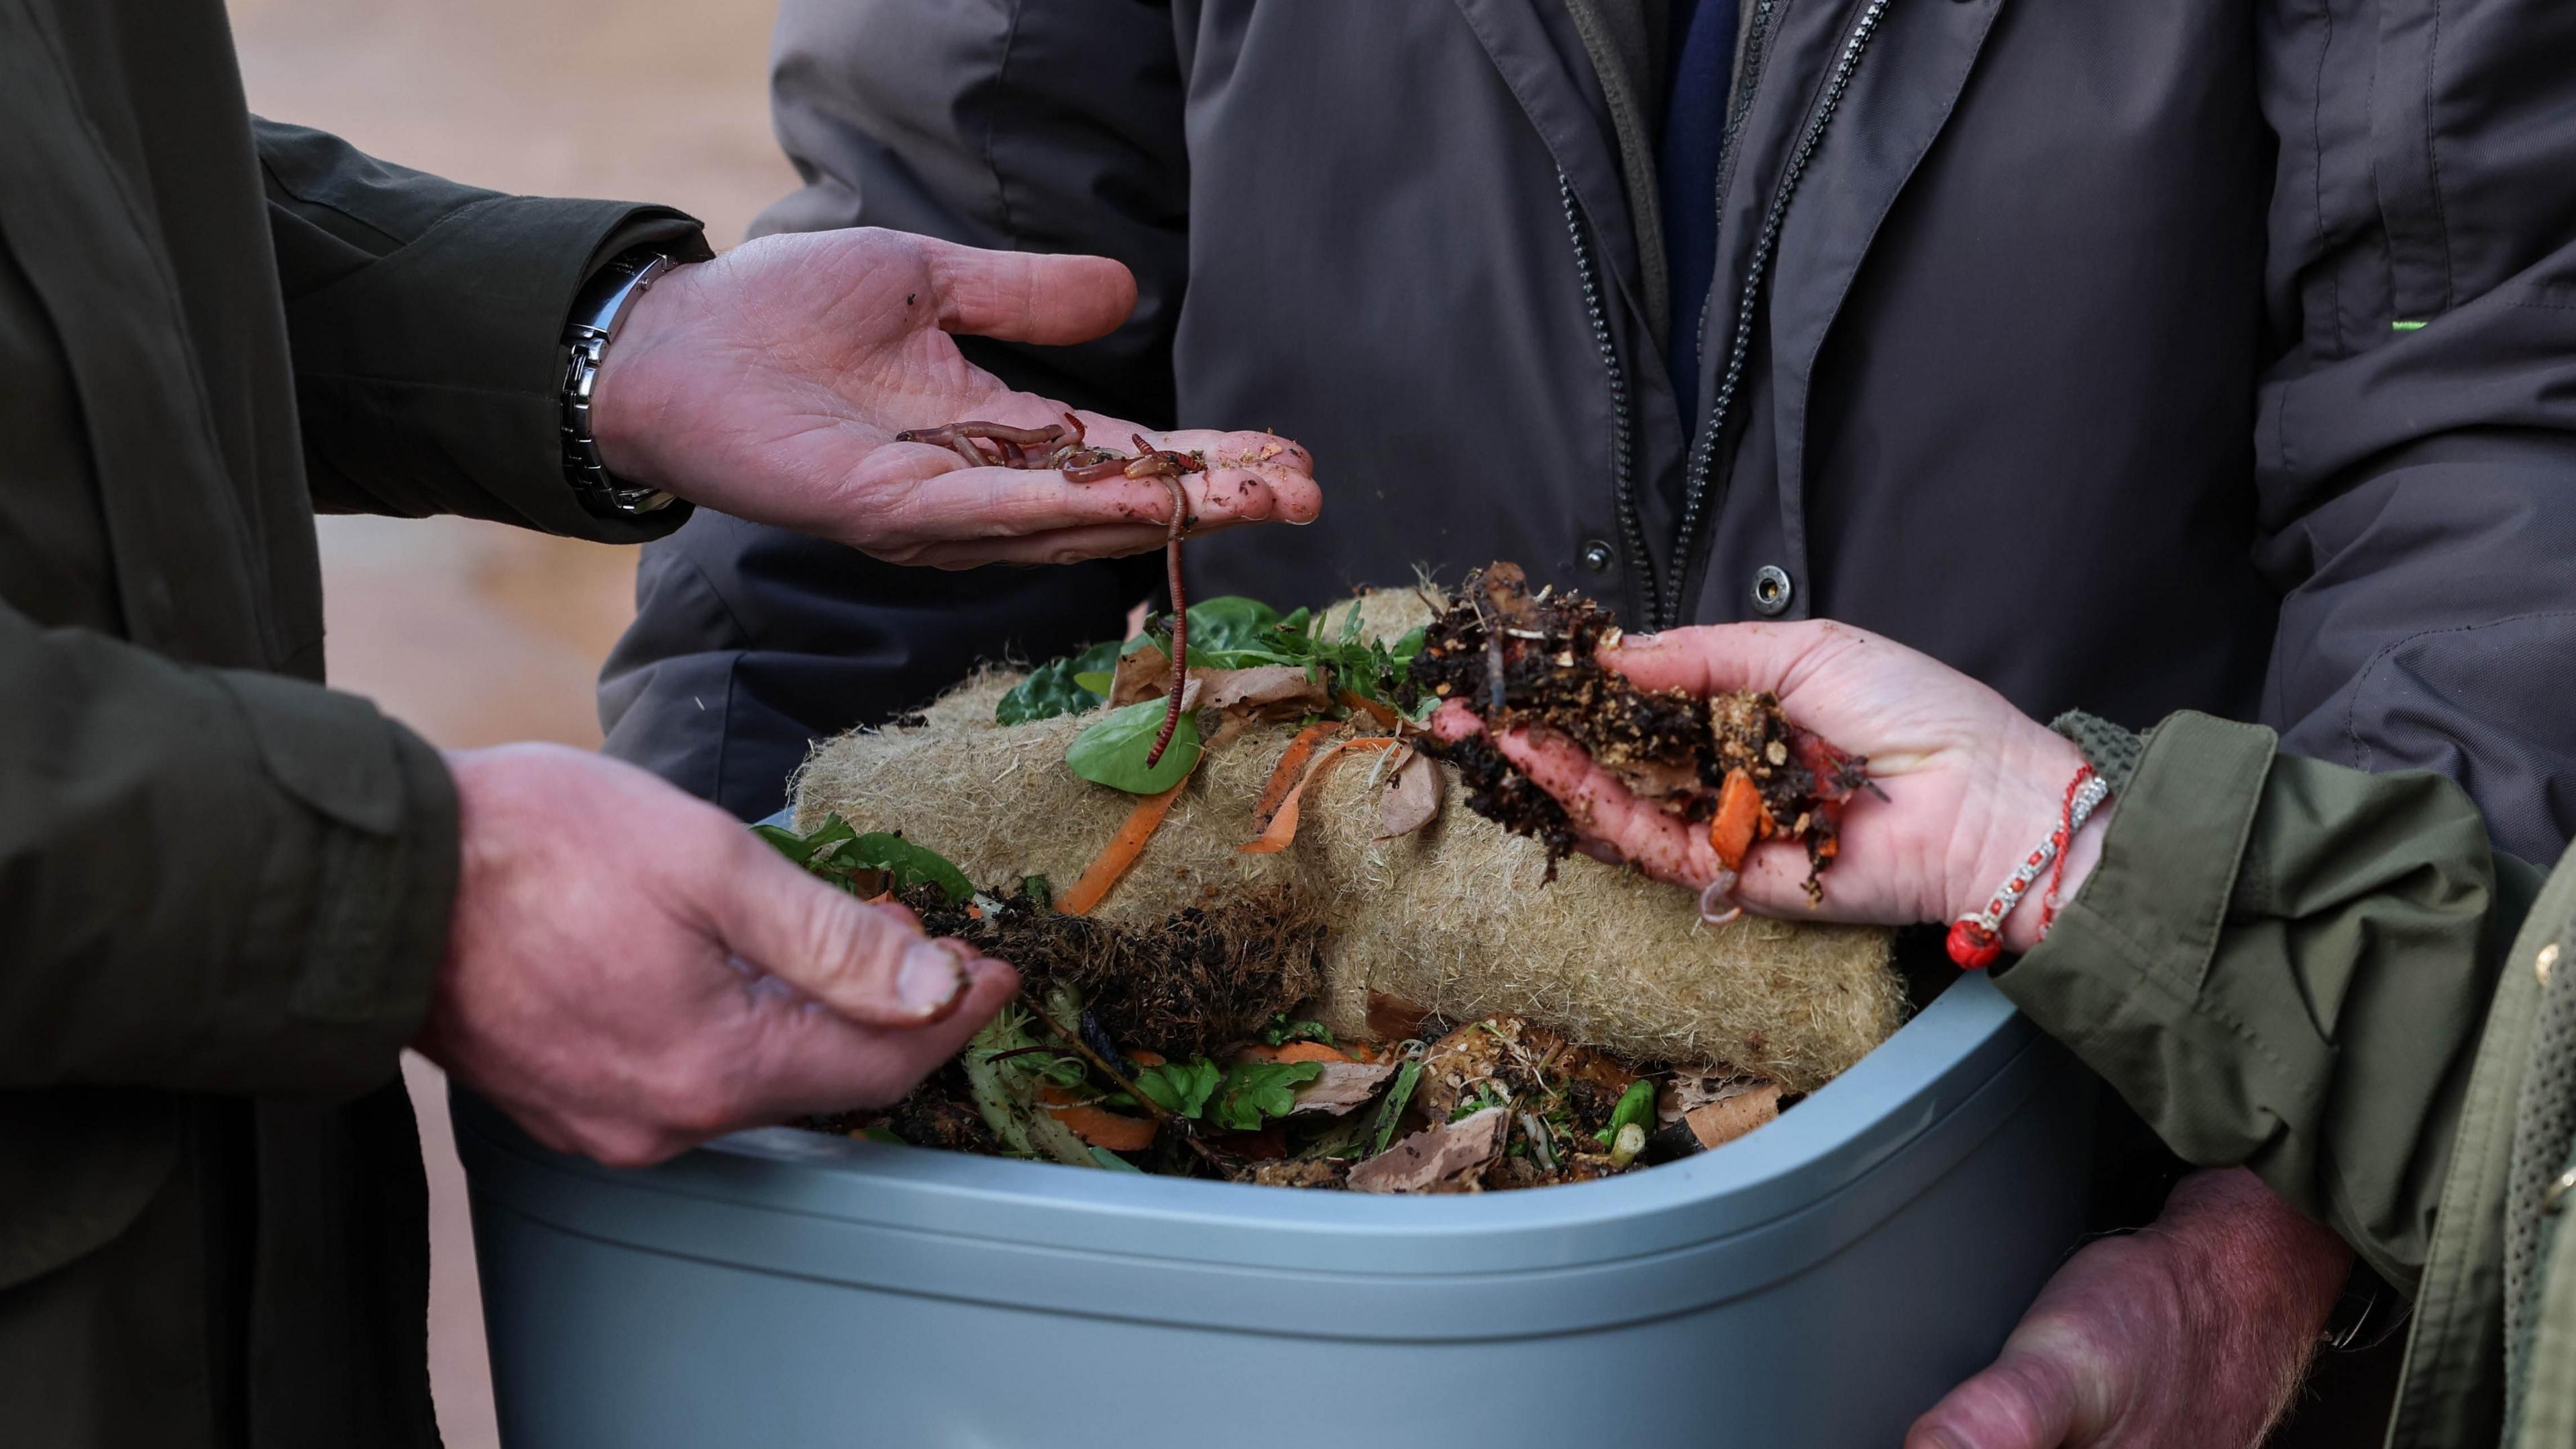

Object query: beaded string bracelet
[1946,765,2112,969]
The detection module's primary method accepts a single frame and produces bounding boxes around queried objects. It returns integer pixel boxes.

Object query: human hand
[586,228,1321,568]
[414,744,1018,1167]
[1907,1167,2350,1448]
[1430,620,2098,949]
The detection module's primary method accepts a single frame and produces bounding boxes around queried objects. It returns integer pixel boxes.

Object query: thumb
[1906,1350,2083,1449]
[710,837,976,1026]
[922,238,1137,345]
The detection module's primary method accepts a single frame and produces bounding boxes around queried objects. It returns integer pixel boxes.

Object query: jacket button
[1580,539,1615,573]
[2540,941,2561,987]
[1751,565,1794,616]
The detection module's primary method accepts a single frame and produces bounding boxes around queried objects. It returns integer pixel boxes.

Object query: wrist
[1949,724,2098,956]
[2144,1169,2350,1400]
[562,248,693,515]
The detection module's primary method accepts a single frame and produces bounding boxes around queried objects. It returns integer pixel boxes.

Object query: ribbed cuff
[2049,710,2150,796]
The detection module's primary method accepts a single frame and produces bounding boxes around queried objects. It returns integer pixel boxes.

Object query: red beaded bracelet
[1946,765,2112,969]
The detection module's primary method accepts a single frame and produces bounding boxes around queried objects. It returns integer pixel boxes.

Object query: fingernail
[898,941,967,1018]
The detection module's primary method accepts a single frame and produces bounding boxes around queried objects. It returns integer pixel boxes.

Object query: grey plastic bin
[455,972,2092,1448]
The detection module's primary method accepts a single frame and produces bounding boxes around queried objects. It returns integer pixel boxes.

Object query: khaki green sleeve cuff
[1996,712,2277,1057]
[1998,708,2520,1298]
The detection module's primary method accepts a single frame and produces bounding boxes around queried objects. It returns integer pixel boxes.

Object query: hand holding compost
[1413,562,1875,924]
[1438,603,2103,955]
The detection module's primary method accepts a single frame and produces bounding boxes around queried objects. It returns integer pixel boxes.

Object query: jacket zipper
[1662,0,1894,629]
[1558,170,1657,621]
[1690,0,1784,405]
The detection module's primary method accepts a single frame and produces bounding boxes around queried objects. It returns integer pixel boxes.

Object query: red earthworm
[895,419,1073,449]
[1142,470,1191,768]
[898,415,1209,767]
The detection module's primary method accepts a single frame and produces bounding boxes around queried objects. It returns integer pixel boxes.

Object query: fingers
[1600,620,1874,697]
[907,523,1176,570]
[735,953,1022,1124]
[709,835,985,1027]
[1486,721,1724,889]
[1904,1350,2082,1449]
[1432,702,1717,888]
[1433,702,1828,914]
[920,238,1137,345]
[867,426,1321,563]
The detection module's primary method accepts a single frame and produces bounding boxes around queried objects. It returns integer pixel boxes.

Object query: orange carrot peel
[1238,736,1405,855]
[1250,720,1342,834]
[1707,767,1774,873]
[1060,762,1201,917]
[1039,1087,1159,1152]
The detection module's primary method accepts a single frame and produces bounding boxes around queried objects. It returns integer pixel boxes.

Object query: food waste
[785,861,1790,1192]
[764,803,1797,1189]
[761,564,1888,1189]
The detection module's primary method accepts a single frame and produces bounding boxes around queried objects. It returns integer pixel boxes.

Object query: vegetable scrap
[1411,561,1878,909]
[763,814,1793,1190]
[991,592,1438,921]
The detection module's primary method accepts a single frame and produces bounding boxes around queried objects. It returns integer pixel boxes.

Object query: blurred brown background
[227,1,796,1443]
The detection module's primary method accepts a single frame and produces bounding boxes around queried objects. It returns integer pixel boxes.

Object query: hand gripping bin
[453,974,2092,1448]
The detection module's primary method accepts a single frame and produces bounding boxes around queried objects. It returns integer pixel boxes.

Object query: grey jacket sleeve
[752,0,1189,410]
[2252,0,2576,862]
[600,0,1189,814]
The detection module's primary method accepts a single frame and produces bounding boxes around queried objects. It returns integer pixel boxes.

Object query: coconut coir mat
[792,590,1900,1091]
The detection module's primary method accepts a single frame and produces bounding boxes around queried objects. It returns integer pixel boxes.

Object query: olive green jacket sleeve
[0,606,459,1099]
[1996,711,2546,1297]
[254,120,711,538]
[0,105,706,1099]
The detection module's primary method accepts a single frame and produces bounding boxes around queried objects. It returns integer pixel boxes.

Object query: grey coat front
[601,0,2576,870]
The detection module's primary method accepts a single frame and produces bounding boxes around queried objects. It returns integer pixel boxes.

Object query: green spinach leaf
[995,639,1120,724]
[1064,698,1202,793]
[755,814,973,904]
[1183,596,1281,650]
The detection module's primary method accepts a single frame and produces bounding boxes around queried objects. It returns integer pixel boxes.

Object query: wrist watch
[559,248,686,517]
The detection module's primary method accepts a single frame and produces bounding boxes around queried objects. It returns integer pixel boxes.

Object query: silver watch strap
[560,250,683,517]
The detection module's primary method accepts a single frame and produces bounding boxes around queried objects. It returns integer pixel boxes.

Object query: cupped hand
[1431,620,2095,949]
[415,744,1018,1167]
[1907,1168,2349,1449]
[587,227,1320,568]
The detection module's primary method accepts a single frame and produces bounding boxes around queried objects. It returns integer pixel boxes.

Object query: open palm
[589,227,1320,568]
[1442,620,2088,941]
